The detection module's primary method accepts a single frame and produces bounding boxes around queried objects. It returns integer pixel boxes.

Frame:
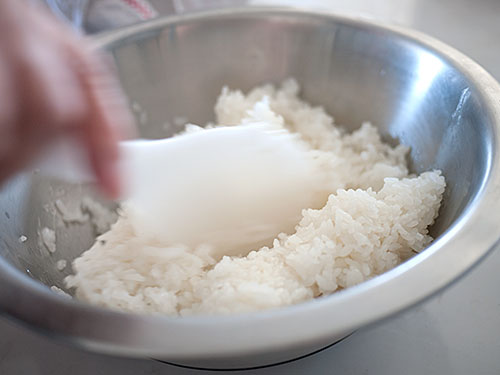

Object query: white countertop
[2,1,500,374]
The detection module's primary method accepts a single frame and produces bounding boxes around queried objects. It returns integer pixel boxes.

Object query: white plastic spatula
[39,124,329,257]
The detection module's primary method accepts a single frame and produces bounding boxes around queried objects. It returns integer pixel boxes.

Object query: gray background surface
[2,0,500,374]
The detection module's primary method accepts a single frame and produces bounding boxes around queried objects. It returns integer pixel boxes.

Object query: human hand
[0,0,133,198]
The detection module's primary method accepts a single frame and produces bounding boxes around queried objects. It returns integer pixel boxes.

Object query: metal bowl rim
[1,6,500,359]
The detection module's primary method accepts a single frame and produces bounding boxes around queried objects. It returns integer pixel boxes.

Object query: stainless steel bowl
[1,7,500,370]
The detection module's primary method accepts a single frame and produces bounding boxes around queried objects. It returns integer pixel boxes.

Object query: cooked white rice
[65,79,445,316]
[40,227,56,254]
[56,259,67,271]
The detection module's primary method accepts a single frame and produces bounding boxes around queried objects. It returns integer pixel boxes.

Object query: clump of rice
[56,259,67,271]
[65,80,445,316]
[54,196,117,234]
[40,227,56,254]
